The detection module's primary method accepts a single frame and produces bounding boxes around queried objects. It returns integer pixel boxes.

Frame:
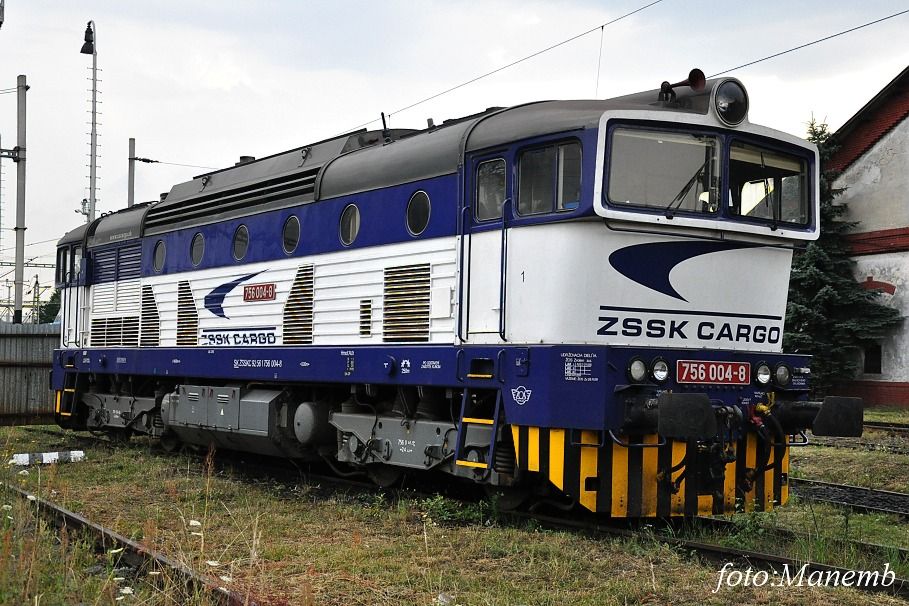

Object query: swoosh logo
[608,241,758,301]
[203,271,263,318]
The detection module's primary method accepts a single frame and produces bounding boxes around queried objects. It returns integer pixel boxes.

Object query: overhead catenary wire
[709,8,909,77]
[130,156,218,171]
[337,0,666,134]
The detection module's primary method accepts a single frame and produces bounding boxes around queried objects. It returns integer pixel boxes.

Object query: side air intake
[283,264,314,345]
[176,281,199,346]
[140,285,161,347]
[89,317,140,347]
[383,263,430,342]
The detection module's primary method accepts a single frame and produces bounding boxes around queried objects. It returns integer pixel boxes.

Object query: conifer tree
[783,120,901,395]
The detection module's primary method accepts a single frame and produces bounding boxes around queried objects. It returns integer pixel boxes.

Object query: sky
[0,0,907,303]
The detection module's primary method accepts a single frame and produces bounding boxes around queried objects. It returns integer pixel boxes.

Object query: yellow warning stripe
[579,431,598,511]
[611,441,629,517]
[455,459,488,469]
[549,429,565,490]
[462,417,494,425]
[527,427,540,471]
[641,434,659,517]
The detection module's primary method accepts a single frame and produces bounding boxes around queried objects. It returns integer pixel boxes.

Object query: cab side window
[518,141,582,215]
[476,159,506,221]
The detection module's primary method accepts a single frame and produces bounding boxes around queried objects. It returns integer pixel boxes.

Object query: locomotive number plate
[676,360,750,385]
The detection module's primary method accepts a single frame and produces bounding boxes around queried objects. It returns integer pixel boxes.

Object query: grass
[863,406,909,425]
[790,444,909,493]
[1,426,906,605]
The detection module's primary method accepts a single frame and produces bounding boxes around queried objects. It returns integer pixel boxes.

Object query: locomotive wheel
[485,485,530,511]
[159,431,181,453]
[366,464,403,488]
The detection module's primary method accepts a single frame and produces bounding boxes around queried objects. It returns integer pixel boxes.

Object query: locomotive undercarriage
[59,375,519,490]
[57,371,862,516]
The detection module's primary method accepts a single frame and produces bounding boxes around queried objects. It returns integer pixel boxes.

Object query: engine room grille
[176,281,199,346]
[140,285,161,347]
[89,316,140,347]
[359,299,372,337]
[383,263,430,342]
[283,264,314,345]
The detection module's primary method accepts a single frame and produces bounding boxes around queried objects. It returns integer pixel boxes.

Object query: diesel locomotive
[50,70,863,517]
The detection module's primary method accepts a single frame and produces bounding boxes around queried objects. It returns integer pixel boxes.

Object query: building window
[863,343,882,374]
[476,158,505,221]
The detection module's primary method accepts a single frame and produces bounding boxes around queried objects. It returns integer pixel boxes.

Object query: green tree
[783,120,901,396]
[38,288,60,324]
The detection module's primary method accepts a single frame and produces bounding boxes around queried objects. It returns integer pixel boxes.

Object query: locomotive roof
[91,78,725,239]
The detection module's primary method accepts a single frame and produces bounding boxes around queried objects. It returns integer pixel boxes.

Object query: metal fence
[0,323,58,425]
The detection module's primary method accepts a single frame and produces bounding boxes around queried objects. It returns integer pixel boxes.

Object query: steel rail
[865,421,909,433]
[790,478,909,519]
[1,482,263,606]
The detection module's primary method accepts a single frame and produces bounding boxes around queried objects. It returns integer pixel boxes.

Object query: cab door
[464,153,511,340]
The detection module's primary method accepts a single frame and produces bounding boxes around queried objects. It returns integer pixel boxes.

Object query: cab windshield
[608,129,719,216]
[606,127,810,227]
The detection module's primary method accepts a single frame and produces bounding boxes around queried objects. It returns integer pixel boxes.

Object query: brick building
[829,65,909,406]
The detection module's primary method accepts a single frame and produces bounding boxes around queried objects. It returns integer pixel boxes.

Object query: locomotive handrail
[607,429,667,449]
[456,205,470,343]
[498,197,511,342]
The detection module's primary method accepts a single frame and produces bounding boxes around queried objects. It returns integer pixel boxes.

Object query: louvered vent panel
[90,318,106,346]
[383,263,431,342]
[359,299,372,337]
[92,283,116,314]
[117,245,142,280]
[117,280,141,313]
[92,248,118,282]
[122,317,140,347]
[283,265,314,345]
[176,281,199,346]
[140,285,161,347]
[145,166,321,232]
[106,317,123,346]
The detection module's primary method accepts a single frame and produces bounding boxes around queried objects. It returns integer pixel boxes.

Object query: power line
[710,8,909,77]
[0,237,59,254]
[337,0,666,134]
[131,157,218,170]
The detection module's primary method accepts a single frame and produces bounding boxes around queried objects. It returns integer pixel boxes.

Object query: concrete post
[128,137,135,207]
[13,75,27,324]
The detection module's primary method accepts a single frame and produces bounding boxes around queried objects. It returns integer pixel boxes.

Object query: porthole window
[339,204,360,246]
[153,240,166,272]
[190,232,204,266]
[406,191,431,236]
[283,215,300,254]
[233,225,249,260]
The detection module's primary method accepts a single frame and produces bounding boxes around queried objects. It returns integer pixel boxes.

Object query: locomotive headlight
[628,358,648,383]
[755,363,772,385]
[775,364,791,386]
[651,359,670,383]
[715,80,748,126]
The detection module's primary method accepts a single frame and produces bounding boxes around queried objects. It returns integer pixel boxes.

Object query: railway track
[865,421,909,434]
[0,482,263,606]
[13,427,909,600]
[791,478,909,519]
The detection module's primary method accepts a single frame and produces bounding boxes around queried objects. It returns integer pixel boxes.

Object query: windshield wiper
[664,158,709,219]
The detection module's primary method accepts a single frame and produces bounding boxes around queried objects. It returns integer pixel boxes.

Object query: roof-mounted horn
[659,68,706,102]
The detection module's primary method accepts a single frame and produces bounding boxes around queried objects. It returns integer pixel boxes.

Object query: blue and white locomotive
[51,71,862,517]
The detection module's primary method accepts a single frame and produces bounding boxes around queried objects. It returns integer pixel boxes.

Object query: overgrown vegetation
[784,120,901,396]
[0,426,904,605]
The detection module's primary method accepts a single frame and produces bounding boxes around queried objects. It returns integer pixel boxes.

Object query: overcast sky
[0,1,907,298]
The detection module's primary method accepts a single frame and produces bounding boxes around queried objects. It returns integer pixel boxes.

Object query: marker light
[629,358,648,383]
[651,359,670,383]
[715,80,748,126]
[755,363,772,385]
[775,364,791,386]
